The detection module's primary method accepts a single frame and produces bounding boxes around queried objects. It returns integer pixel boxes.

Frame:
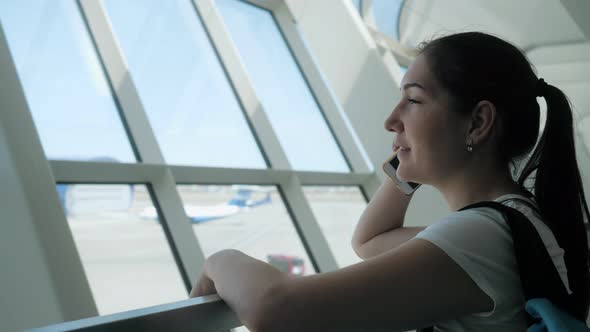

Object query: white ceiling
[398,0,586,51]
[397,0,590,115]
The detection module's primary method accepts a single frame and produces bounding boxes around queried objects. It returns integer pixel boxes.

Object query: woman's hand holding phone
[382,151,421,195]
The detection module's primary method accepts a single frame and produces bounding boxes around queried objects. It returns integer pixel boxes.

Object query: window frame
[0,0,381,322]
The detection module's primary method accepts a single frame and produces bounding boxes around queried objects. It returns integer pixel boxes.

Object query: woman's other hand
[187,249,289,331]
[189,270,216,298]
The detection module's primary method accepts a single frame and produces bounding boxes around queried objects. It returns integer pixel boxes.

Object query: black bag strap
[460,201,573,322]
[418,200,574,331]
[496,196,541,215]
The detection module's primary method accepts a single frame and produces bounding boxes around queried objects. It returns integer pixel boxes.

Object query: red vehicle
[267,254,305,276]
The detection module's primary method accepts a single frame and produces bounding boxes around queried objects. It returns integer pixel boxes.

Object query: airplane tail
[227,187,271,208]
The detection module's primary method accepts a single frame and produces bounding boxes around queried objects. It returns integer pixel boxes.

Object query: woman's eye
[408,98,420,104]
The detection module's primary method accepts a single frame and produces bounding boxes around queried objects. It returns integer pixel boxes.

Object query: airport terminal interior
[1,0,589,331]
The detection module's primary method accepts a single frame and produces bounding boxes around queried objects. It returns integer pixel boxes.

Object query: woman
[190,32,590,331]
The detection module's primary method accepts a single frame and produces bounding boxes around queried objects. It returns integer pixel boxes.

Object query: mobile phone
[382,152,421,195]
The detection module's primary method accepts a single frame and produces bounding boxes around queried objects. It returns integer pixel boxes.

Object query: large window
[351,0,361,13]
[60,184,186,315]
[358,0,409,73]
[175,185,316,276]
[0,0,135,163]
[104,0,267,168]
[372,0,405,40]
[304,186,366,267]
[0,0,376,326]
[216,0,350,173]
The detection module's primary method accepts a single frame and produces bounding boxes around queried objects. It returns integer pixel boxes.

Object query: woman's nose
[384,105,403,133]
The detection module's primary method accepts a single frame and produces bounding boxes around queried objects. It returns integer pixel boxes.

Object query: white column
[0,23,97,331]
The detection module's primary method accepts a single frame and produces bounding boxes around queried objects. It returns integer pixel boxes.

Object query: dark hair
[418,32,590,318]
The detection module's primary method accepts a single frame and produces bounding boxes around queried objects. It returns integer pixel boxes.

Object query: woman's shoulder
[429,193,539,232]
[416,206,513,256]
[415,193,545,254]
[425,203,512,234]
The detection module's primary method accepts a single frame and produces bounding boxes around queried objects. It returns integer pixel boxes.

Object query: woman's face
[384,55,470,186]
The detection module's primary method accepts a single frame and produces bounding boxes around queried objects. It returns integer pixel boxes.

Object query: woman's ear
[467,100,497,145]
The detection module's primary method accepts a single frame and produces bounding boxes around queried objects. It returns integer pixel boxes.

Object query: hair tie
[536,78,549,97]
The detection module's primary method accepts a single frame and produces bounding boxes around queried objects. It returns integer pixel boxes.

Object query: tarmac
[67,185,366,320]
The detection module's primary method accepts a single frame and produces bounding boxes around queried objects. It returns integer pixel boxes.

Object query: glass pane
[216,0,350,173]
[304,186,366,267]
[290,17,374,172]
[103,0,266,169]
[0,1,135,163]
[351,0,361,13]
[58,184,186,314]
[372,0,405,40]
[166,185,315,276]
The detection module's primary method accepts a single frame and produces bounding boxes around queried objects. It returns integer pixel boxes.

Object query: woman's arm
[189,250,288,331]
[192,239,494,332]
[268,239,494,332]
[352,178,425,259]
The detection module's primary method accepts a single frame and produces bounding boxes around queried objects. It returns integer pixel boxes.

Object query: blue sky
[0,0,402,172]
[351,0,404,39]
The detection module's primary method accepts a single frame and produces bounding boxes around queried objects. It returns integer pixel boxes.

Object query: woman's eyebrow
[401,82,426,91]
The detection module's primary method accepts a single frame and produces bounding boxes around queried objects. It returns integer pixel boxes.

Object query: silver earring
[467,139,473,152]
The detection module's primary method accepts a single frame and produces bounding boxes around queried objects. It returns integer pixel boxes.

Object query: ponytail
[518,81,590,319]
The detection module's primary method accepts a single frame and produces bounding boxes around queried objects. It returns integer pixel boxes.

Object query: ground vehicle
[267,254,305,276]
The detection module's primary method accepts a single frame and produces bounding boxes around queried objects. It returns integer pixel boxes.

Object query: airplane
[140,185,273,224]
[55,159,272,222]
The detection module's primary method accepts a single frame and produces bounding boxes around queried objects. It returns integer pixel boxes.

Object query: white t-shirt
[415,194,570,332]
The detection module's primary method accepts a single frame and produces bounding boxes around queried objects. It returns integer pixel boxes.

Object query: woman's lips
[393,144,410,153]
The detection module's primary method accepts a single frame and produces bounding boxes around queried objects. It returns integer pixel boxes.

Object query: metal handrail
[26,295,241,332]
